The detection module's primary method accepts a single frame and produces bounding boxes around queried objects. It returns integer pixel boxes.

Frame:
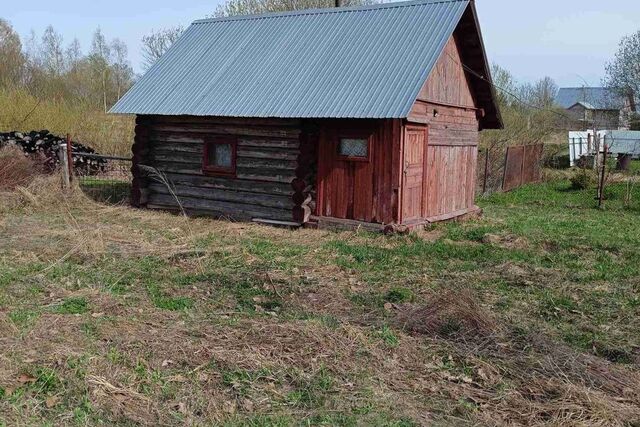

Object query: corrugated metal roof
[555,87,629,110]
[110,0,470,118]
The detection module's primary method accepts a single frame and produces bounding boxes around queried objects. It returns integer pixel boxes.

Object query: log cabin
[110,0,502,231]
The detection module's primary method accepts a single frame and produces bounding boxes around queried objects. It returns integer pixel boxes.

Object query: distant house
[555,87,637,130]
[110,0,502,231]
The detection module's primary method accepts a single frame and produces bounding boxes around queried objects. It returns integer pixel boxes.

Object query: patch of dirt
[482,232,530,250]
[493,261,563,288]
[415,227,445,242]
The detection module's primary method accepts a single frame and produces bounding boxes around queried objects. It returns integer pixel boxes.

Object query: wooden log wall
[131,116,151,207]
[136,115,302,222]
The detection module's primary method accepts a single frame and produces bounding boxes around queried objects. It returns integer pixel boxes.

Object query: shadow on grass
[79,179,130,205]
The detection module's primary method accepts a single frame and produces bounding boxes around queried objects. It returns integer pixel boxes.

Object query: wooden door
[402,125,427,222]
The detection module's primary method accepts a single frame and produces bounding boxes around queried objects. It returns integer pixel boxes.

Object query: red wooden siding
[418,35,476,108]
[316,119,401,224]
[401,125,427,222]
[405,32,480,221]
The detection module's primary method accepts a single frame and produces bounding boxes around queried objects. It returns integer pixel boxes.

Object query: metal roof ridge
[192,0,469,24]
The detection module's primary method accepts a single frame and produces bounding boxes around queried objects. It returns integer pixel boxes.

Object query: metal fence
[477,145,506,195]
[74,152,132,204]
[57,141,132,204]
[478,144,544,195]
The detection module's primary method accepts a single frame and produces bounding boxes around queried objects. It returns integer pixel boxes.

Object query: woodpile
[0,130,106,175]
[292,130,317,223]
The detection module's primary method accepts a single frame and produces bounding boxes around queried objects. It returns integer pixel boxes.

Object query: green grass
[79,179,130,204]
[54,297,88,315]
[1,178,640,425]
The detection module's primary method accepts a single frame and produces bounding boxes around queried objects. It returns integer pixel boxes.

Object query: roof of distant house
[556,87,628,110]
[110,0,501,127]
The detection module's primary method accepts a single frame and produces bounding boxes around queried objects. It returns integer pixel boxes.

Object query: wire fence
[477,145,506,195]
[477,144,545,195]
[69,149,132,204]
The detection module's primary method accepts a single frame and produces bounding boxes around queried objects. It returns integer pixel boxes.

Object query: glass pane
[208,143,232,168]
[339,138,368,158]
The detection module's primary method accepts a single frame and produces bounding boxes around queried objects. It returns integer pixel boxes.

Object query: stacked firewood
[0,130,106,175]
[292,133,317,223]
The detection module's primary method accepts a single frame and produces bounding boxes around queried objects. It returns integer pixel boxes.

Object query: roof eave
[469,2,502,130]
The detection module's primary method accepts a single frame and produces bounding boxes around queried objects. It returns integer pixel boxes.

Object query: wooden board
[405,34,480,222]
[417,34,476,109]
[401,125,427,222]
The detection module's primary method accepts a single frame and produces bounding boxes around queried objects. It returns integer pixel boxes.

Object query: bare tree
[141,26,184,70]
[65,38,82,70]
[111,38,133,99]
[533,76,558,109]
[0,19,25,88]
[41,25,64,76]
[89,28,112,112]
[213,0,379,17]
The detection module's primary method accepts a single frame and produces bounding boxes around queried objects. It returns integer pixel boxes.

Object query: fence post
[593,133,600,171]
[598,141,608,209]
[59,143,71,190]
[66,134,73,183]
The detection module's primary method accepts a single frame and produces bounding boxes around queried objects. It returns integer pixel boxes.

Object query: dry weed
[0,146,44,191]
[395,289,498,340]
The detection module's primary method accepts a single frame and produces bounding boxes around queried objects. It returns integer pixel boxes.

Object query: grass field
[1,176,640,426]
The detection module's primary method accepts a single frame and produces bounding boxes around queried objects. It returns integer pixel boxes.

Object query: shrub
[0,146,44,191]
[570,169,595,190]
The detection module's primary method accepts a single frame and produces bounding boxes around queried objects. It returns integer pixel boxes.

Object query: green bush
[570,169,595,190]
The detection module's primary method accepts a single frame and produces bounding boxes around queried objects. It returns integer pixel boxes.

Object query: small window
[338,137,370,161]
[203,136,237,175]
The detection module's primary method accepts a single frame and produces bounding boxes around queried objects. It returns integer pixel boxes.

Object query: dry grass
[395,289,497,340]
[1,179,640,426]
[0,88,134,156]
[0,146,45,191]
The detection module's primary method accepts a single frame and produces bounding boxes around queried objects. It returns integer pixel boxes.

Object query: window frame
[336,133,372,163]
[202,135,238,177]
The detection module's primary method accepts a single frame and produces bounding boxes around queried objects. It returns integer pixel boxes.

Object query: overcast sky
[4,0,640,87]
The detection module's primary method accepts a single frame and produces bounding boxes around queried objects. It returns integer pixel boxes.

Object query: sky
[3,0,640,87]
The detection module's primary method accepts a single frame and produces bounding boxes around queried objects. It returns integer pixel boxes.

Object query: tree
[532,77,558,109]
[65,38,82,70]
[490,64,518,108]
[89,28,112,112]
[90,28,111,61]
[0,19,25,88]
[141,26,183,70]
[605,30,640,111]
[213,0,379,18]
[41,25,64,76]
[111,38,133,99]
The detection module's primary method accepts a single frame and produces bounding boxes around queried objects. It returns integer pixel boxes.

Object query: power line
[445,51,574,122]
